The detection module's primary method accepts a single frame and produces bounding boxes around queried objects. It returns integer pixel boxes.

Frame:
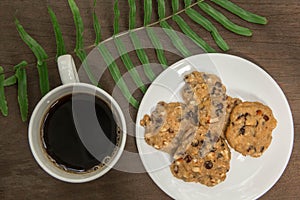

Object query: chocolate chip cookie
[225,102,277,157]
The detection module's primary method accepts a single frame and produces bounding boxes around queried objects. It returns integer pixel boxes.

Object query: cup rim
[28,83,127,183]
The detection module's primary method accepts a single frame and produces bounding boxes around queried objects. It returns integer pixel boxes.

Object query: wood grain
[0,0,299,199]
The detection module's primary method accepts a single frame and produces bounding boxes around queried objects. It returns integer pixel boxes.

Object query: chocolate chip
[263,115,269,121]
[247,145,256,152]
[255,120,259,127]
[260,146,265,152]
[191,140,199,147]
[239,126,246,135]
[204,161,213,169]
[168,128,174,133]
[210,147,217,152]
[237,114,244,120]
[184,155,192,163]
[217,103,224,110]
[215,81,222,88]
[217,153,223,158]
[245,112,250,118]
[256,110,262,115]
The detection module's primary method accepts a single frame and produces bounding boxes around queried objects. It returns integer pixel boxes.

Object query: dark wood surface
[1,0,299,199]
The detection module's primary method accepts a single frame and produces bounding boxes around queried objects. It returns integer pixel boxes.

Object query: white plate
[135,53,294,200]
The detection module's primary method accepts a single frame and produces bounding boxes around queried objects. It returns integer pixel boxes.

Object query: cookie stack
[140,71,277,187]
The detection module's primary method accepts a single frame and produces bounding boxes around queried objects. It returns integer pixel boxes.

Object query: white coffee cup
[28,54,127,183]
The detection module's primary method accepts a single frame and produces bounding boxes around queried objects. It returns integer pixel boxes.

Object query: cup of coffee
[28,55,126,183]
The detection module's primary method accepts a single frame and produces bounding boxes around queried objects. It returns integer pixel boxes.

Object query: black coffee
[42,93,118,173]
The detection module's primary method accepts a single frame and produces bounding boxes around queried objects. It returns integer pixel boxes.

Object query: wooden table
[1,0,299,199]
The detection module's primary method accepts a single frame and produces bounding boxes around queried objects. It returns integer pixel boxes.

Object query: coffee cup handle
[57,54,80,84]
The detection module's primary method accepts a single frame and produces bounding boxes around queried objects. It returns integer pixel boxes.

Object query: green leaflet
[68,0,84,51]
[130,31,156,81]
[211,0,267,25]
[128,0,136,30]
[114,36,147,93]
[144,0,152,26]
[48,7,66,59]
[160,21,191,57]
[0,67,8,116]
[171,0,179,14]
[185,8,229,51]
[15,18,50,96]
[114,0,120,35]
[198,2,252,36]
[68,0,98,86]
[149,0,168,68]
[97,43,139,108]
[172,15,216,53]
[14,61,28,122]
[184,0,192,8]
[3,75,17,87]
[146,27,168,69]
[157,0,165,20]
[93,0,102,45]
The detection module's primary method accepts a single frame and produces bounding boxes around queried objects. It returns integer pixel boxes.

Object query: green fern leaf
[68,0,98,86]
[48,7,67,59]
[144,0,152,26]
[114,36,147,93]
[93,0,102,45]
[14,61,28,122]
[114,0,120,35]
[198,1,252,36]
[130,31,156,81]
[128,0,136,30]
[211,0,267,24]
[0,67,8,116]
[185,8,229,51]
[172,15,216,53]
[15,18,49,96]
[97,43,139,108]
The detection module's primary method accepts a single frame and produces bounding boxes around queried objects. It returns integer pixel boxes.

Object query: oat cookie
[181,72,227,156]
[225,102,277,157]
[170,131,231,187]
